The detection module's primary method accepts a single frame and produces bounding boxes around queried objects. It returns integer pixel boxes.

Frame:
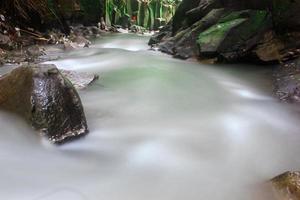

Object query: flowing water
[1,33,300,200]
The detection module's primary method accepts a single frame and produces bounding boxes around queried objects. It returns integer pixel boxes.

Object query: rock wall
[150,0,300,62]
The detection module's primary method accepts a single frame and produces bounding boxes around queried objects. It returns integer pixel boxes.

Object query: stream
[1,33,300,200]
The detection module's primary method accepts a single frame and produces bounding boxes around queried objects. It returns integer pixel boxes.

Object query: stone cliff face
[149,0,300,62]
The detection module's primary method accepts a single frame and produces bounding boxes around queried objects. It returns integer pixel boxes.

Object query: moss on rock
[197,17,246,54]
[197,10,271,60]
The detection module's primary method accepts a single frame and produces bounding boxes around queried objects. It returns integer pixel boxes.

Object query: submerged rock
[271,171,300,200]
[0,64,89,144]
[60,69,99,90]
[71,35,91,48]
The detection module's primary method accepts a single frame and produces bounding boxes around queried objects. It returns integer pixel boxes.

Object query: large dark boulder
[186,0,223,26]
[0,64,89,144]
[197,10,272,61]
[157,8,227,59]
[172,0,202,34]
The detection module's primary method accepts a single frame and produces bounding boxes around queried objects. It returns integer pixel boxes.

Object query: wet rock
[26,45,45,57]
[0,14,5,22]
[70,25,102,39]
[148,22,173,46]
[197,10,271,61]
[161,8,226,59]
[171,0,201,33]
[108,26,119,33]
[89,26,101,35]
[271,171,300,200]
[0,64,89,144]
[63,41,78,51]
[0,48,6,65]
[186,0,222,26]
[71,36,91,48]
[273,57,300,103]
[60,69,99,90]
[116,28,129,34]
[153,18,167,30]
[0,33,12,49]
[254,31,284,62]
[99,17,107,30]
[63,40,89,50]
[46,29,65,44]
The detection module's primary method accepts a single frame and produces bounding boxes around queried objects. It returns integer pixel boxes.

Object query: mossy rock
[197,9,271,60]
[197,17,246,55]
[149,0,300,63]
[0,65,89,144]
[173,8,227,59]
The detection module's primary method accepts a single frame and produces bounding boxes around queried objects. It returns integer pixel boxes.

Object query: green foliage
[106,0,180,29]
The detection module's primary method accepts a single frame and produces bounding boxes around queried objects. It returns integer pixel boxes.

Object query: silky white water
[1,33,300,200]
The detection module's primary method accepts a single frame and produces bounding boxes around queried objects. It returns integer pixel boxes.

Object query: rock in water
[0,64,89,144]
[271,171,300,200]
[60,69,99,90]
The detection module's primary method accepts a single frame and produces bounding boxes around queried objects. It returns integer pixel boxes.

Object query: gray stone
[60,69,99,90]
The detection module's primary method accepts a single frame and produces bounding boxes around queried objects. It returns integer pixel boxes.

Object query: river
[1,33,300,200]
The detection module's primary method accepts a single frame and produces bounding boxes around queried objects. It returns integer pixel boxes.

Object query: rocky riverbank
[0,11,106,65]
[149,1,300,196]
[149,0,300,102]
[0,8,153,144]
[0,11,106,143]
